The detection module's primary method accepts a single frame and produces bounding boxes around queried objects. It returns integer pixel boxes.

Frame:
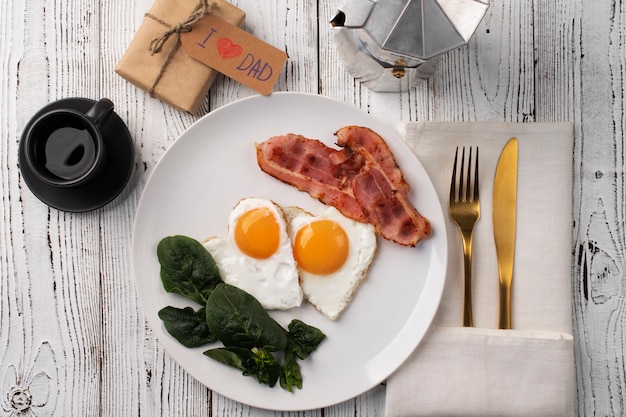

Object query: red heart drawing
[217,37,243,59]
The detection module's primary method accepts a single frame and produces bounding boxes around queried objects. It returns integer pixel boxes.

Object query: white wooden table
[1,0,624,415]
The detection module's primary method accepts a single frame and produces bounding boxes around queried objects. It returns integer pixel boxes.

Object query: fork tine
[473,148,479,201]
[459,147,466,201]
[465,147,472,201]
[450,147,459,202]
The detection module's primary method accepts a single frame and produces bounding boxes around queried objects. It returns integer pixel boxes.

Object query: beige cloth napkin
[385,122,575,417]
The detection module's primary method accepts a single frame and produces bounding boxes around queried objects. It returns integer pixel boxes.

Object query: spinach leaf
[203,347,248,371]
[157,235,222,305]
[204,347,282,387]
[279,347,303,392]
[286,319,327,360]
[158,306,216,347]
[279,320,325,392]
[205,284,287,351]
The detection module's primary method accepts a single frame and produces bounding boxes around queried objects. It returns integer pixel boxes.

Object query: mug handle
[85,98,114,128]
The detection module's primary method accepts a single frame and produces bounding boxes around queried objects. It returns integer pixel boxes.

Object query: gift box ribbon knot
[144,0,216,97]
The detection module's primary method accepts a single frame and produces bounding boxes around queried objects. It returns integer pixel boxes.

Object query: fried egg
[283,205,377,320]
[203,197,303,310]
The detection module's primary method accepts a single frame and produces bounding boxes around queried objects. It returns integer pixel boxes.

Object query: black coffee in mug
[22,98,114,187]
[44,126,97,180]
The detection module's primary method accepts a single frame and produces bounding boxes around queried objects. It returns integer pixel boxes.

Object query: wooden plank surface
[571,1,626,415]
[0,0,625,415]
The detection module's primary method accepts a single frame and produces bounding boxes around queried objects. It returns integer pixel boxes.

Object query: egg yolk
[234,208,280,259]
[294,220,349,275]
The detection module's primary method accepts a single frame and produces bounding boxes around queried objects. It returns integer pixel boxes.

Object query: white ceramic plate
[132,92,447,411]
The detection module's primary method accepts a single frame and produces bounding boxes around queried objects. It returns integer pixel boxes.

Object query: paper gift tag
[181,14,287,95]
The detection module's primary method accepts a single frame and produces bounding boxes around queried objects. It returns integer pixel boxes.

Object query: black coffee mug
[22,98,114,187]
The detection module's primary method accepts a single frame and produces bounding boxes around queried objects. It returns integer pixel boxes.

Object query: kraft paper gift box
[116,0,245,114]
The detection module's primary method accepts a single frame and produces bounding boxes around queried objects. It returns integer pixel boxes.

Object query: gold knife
[492,138,518,329]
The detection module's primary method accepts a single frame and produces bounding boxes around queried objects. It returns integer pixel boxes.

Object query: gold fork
[449,147,480,327]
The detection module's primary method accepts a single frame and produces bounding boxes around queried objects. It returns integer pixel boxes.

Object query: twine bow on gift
[145,0,217,96]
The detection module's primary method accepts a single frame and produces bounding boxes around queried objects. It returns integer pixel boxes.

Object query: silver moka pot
[331,0,489,91]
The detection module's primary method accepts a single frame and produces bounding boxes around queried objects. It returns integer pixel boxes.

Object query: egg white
[284,205,377,320]
[203,197,303,310]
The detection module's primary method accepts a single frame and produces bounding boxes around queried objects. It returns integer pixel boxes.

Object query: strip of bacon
[255,127,431,246]
[335,126,409,194]
[335,126,430,246]
[353,166,431,246]
[255,134,368,222]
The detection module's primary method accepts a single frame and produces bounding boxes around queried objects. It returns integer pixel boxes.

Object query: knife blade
[492,137,518,329]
